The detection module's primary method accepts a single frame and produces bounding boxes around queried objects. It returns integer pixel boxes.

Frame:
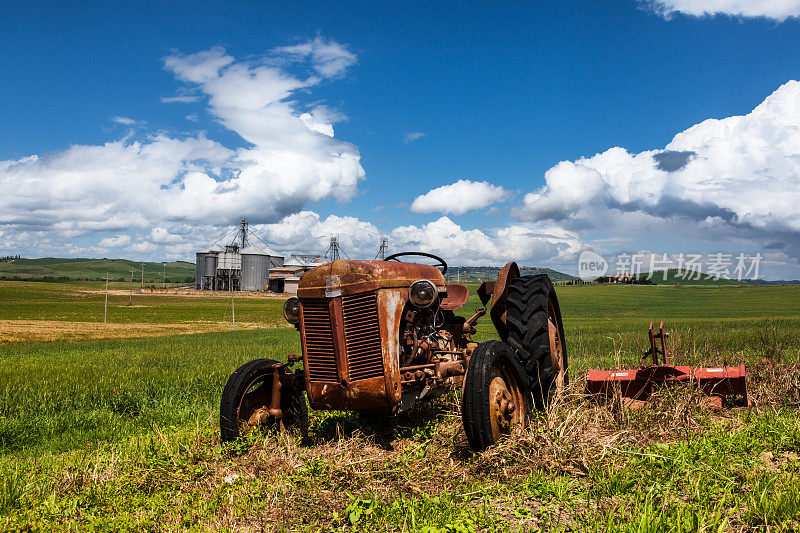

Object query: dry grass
[0,319,273,343]
[77,287,288,299]
[4,361,799,531]
[132,363,799,530]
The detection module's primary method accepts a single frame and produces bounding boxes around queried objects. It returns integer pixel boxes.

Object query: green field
[1,281,799,531]
[0,257,196,283]
[0,281,284,326]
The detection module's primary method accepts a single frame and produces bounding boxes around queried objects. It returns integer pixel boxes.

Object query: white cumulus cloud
[251,211,583,267]
[255,211,382,258]
[0,40,365,239]
[390,216,582,266]
[411,179,511,215]
[516,80,800,261]
[274,37,358,78]
[644,0,800,20]
[97,234,131,248]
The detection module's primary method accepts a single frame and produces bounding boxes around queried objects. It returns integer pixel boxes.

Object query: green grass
[1,281,799,530]
[470,283,800,369]
[0,280,285,325]
[0,257,196,283]
[0,329,298,456]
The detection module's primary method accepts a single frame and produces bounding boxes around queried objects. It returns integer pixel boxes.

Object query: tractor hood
[297,259,446,299]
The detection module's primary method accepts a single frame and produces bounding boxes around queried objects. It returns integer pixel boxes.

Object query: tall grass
[1,282,799,529]
[0,329,299,455]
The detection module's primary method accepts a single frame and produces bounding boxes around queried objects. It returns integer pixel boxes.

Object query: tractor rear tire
[461,341,532,452]
[220,358,308,443]
[505,275,568,410]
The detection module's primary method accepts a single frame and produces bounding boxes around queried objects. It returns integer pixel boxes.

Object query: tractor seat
[441,283,469,311]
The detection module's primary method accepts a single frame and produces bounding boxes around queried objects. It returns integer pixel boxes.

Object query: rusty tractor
[220,253,567,452]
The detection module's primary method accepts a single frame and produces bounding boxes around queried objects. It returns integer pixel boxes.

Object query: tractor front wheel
[505,274,568,410]
[219,358,308,443]
[461,341,532,452]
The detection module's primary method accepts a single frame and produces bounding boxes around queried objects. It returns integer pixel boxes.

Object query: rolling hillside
[0,257,195,283]
[445,265,574,283]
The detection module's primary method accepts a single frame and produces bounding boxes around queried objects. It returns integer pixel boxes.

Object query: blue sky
[1,1,800,278]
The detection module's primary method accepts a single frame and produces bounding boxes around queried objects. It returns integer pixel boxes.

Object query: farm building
[194,219,284,292]
[267,256,322,294]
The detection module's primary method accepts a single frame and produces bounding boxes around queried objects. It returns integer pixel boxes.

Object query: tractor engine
[285,259,475,414]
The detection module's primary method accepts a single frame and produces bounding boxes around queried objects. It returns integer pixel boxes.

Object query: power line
[245,225,284,256]
[209,227,239,248]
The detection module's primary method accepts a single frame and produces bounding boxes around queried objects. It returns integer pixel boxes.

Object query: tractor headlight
[409,279,438,308]
[283,297,301,324]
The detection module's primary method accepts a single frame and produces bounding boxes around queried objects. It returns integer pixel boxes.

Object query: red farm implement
[586,322,749,408]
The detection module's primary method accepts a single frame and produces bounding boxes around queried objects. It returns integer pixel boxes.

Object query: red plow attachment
[586,322,749,408]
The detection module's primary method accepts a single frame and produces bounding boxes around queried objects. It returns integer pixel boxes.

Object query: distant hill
[0,257,195,283]
[445,265,575,283]
[743,278,800,285]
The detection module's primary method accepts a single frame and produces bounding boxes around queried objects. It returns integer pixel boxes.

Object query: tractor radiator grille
[300,298,338,383]
[342,292,384,381]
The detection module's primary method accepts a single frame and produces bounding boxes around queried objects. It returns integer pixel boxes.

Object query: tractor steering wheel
[384,251,448,275]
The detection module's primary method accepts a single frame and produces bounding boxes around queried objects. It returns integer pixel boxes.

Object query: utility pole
[378,237,388,260]
[163,262,166,289]
[140,261,144,289]
[230,269,235,331]
[104,272,109,323]
[329,236,340,261]
[129,268,133,306]
[240,218,249,249]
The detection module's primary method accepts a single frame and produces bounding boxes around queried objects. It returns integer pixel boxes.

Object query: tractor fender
[477,261,520,341]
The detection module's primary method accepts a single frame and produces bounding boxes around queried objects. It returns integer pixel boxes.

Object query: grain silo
[194,253,204,289]
[241,245,285,291]
[216,246,241,271]
[216,245,241,290]
[241,246,269,291]
[203,248,219,289]
[194,218,284,291]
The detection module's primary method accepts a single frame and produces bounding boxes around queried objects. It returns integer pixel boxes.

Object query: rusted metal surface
[300,289,399,412]
[297,259,445,298]
[342,292,384,381]
[267,365,283,426]
[236,361,288,433]
[441,283,469,310]
[586,322,749,407]
[547,300,567,390]
[463,307,486,334]
[299,298,338,382]
[293,259,474,413]
[643,321,669,365]
[486,261,520,340]
[488,359,525,441]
